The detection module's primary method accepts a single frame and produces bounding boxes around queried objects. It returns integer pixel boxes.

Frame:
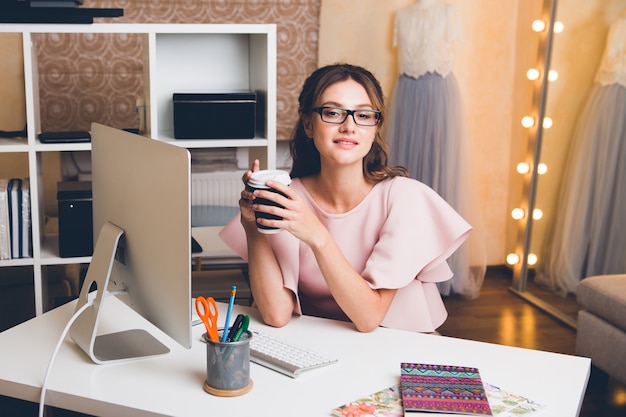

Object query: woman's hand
[252,179,329,249]
[239,159,261,230]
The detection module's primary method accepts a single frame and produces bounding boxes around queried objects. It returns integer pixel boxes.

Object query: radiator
[191,170,245,207]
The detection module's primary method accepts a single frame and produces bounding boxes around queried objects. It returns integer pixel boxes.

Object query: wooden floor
[2,267,625,416]
[439,266,626,417]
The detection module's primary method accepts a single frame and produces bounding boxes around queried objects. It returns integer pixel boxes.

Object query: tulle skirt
[387,73,486,299]
[536,83,626,295]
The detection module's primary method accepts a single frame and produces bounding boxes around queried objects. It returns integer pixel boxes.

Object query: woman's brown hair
[289,63,407,181]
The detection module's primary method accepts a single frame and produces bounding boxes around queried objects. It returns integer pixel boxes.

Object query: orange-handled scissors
[195,296,219,342]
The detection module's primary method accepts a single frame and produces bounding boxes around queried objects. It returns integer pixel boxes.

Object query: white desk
[0,297,590,417]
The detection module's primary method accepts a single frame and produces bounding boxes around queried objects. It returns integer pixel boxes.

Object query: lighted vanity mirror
[517,0,626,327]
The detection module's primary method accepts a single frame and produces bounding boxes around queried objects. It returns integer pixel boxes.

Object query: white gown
[387,0,485,299]
[536,13,626,295]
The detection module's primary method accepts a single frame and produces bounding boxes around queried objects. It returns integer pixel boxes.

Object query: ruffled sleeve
[361,177,471,332]
[218,216,248,261]
[363,177,470,287]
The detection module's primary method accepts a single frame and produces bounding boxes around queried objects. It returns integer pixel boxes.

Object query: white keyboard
[249,330,338,378]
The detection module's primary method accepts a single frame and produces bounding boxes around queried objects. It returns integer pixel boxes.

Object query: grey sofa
[576,274,626,385]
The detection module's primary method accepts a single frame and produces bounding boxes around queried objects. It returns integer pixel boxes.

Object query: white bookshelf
[0,23,276,316]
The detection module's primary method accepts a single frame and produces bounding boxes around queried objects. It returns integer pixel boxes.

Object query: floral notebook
[400,363,492,415]
[484,383,546,416]
[332,385,404,417]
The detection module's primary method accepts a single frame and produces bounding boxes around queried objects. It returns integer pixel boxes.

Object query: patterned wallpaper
[36,0,321,139]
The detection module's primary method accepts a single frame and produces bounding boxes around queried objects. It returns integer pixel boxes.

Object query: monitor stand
[69,221,170,364]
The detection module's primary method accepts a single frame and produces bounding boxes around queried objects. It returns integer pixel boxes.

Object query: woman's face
[303,79,379,170]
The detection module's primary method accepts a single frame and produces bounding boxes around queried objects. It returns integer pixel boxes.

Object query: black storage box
[57,181,93,258]
[173,91,257,139]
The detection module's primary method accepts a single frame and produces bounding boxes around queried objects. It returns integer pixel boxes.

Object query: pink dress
[219,176,471,332]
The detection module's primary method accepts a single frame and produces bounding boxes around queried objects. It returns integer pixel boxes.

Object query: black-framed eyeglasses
[311,106,381,126]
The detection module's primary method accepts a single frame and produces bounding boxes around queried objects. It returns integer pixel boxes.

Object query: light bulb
[527,68,541,81]
[511,208,525,220]
[532,20,546,32]
[517,162,531,174]
[554,21,564,33]
[548,70,559,81]
[527,253,538,265]
[543,117,553,128]
[533,209,543,220]
[538,163,548,174]
[506,253,520,265]
[522,116,535,128]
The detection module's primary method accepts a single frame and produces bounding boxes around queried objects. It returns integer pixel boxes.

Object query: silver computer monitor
[70,123,192,364]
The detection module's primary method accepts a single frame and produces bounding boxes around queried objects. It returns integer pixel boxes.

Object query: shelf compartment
[0,23,276,318]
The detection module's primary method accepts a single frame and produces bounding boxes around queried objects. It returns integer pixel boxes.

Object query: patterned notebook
[400,363,492,415]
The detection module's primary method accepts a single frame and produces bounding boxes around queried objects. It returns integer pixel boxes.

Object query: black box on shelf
[173,91,257,139]
[57,181,93,258]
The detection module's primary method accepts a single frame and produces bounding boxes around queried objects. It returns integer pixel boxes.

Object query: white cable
[38,289,127,416]
[38,301,91,417]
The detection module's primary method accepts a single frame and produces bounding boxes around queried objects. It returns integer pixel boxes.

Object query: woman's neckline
[297,177,378,215]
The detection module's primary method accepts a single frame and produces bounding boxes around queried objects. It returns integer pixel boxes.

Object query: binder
[0,179,10,260]
[7,178,22,259]
[21,179,32,258]
[7,178,31,259]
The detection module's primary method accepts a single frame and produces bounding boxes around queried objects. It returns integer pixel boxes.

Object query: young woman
[219,63,471,333]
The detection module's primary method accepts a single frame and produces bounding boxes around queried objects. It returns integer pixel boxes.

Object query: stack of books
[332,362,546,417]
[0,178,32,260]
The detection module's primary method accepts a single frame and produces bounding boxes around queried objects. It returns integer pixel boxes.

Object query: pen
[224,315,250,361]
[231,315,250,343]
[226,314,245,342]
[221,285,237,342]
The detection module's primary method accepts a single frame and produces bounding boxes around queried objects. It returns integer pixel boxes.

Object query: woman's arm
[243,225,296,327]
[310,230,397,332]
[238,161,295,327]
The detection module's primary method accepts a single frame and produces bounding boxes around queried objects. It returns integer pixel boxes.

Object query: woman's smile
[333,137,359,147]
